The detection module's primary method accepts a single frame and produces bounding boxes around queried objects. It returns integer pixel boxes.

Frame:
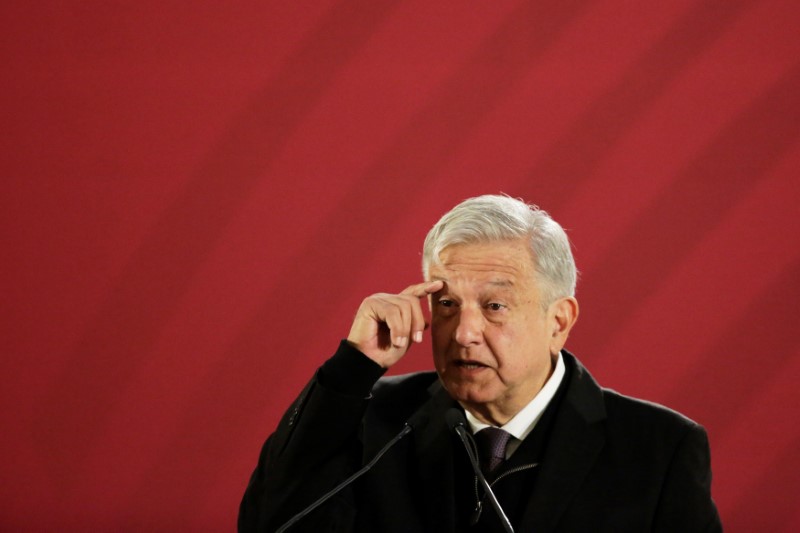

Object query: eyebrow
[429,276,515,288]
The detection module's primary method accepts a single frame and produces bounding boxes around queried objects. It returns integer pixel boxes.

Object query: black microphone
[275,423,413,533]
[445,408,515,533]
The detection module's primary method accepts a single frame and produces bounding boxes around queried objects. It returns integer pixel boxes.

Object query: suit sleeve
[652,423,723,532]
[237,341,385,532]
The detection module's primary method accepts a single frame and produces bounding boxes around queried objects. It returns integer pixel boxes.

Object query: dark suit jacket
[239,343,721,532]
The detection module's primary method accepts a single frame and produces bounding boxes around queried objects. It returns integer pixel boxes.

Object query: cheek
[429,326,447,360]
[430,317,452,344]
[487,325,540,368]
[484,325,515,354]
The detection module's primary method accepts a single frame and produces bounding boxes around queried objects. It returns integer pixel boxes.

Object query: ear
[548,296,579,355]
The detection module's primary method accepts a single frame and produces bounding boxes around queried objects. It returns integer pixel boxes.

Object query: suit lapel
[521,352,607,531]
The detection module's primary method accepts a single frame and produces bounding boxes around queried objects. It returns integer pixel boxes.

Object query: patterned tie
[475,427,512,475]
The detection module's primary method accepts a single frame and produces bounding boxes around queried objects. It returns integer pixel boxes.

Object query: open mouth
[454,360,488,370]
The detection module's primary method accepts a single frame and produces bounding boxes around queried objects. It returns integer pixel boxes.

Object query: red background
[2,1,799,531]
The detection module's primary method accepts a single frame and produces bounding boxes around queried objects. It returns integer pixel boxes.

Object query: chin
[443,381,496,406]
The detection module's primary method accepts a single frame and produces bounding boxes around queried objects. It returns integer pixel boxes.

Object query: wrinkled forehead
[427,239,538,287]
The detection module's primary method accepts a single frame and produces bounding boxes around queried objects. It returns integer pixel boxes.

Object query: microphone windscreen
[445,408,467,431]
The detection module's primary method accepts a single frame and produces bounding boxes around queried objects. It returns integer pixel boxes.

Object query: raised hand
[346,280,444,368]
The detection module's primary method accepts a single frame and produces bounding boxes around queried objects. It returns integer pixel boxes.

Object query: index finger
[400,279,444,298]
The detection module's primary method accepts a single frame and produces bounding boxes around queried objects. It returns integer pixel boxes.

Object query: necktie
[475,427,512,475]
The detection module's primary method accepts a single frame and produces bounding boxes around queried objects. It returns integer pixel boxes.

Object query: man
[239,195,722,532]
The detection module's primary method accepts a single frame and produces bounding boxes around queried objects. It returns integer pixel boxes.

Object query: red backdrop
[2,1,799,531]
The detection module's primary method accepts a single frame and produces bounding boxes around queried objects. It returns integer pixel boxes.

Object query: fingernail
[413,331,423,343]
[395,336,408,347]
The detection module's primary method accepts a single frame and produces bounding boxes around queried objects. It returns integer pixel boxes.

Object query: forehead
[428,239,537,286]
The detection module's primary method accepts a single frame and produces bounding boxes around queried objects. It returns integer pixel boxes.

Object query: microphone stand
[275,424,413,533]
[446,408,514,533]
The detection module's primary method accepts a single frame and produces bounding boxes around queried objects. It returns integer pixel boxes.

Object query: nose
[453,305,484,346]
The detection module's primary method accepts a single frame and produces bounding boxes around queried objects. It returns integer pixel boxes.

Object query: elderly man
[239,195,721,532]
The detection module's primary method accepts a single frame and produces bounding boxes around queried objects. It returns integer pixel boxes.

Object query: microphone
[275,423,413,533]
[445,408,515,533]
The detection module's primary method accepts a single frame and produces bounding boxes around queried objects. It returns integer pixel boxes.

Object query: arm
[238,280,442,532]
[238,342,384,532]
[653,423,723,532]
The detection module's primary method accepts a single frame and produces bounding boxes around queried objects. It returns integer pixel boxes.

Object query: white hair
[422,194,577,307]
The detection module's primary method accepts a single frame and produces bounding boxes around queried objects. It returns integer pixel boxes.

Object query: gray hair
[422,194,577,307]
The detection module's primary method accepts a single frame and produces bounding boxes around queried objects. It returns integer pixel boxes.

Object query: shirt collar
[464,350,565,442]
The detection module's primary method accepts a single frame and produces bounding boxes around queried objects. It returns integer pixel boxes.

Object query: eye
[435,299,458,317]
[486,302,506,312]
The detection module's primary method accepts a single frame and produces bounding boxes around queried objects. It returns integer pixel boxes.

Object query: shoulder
[367,371,440,421]
[357,371,441,450]
[597,384,710,469]
[564,350,706,447]
[603,388,699,427]
[601,388,705,447]
[371,370,439,404]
